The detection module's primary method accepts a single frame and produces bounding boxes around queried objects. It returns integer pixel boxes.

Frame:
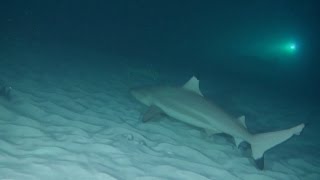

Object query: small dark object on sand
[0,86,12,101]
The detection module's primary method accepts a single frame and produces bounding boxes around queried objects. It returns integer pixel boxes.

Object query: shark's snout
[129,88,145,101]
[129,88,139,99]
[129,87,151,106]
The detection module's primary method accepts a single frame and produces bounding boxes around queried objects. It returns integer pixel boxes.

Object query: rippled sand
[0,57,319,180]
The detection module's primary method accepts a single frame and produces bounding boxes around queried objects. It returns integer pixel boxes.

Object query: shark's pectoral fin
[142,105,164,122]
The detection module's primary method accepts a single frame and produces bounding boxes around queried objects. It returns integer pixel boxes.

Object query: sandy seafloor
[0,51,319,180]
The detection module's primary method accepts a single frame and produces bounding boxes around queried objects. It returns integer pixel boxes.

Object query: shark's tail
[250,123,305,170]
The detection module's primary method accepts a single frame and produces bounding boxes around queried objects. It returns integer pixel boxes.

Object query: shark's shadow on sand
[130,76,305,170]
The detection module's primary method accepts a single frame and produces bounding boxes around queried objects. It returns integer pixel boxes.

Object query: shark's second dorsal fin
[183,76,203,96]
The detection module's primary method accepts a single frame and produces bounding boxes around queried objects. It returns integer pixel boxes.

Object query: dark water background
[1,0,319,102]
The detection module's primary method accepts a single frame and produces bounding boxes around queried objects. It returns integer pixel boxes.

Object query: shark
[130,76,305,170]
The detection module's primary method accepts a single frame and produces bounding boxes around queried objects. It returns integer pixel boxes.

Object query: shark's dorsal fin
[183,76,203,96]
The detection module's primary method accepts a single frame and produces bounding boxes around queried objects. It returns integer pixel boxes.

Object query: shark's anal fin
[142,105,164,122]
[234,115,247,148]
[183,76,203,96]
[234,137,244,148]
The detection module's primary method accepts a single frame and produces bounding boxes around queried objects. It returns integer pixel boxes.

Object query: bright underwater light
[289,44,296,50]
[284,42,297,54]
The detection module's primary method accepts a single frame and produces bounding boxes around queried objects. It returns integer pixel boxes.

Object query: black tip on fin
[254,155,264,170]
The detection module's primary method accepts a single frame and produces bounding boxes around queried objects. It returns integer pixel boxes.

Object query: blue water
[0,1,319,179]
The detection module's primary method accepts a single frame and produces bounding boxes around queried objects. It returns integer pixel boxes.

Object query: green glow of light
[285,42,297,54]
[289,44,296,50]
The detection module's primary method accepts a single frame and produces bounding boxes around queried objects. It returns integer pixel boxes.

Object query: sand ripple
[0,63,319,180]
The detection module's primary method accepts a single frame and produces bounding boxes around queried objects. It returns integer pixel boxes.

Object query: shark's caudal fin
[250,123,305,170]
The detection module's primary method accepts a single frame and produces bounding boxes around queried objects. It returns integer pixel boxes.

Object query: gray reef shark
[130,76,305,170]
